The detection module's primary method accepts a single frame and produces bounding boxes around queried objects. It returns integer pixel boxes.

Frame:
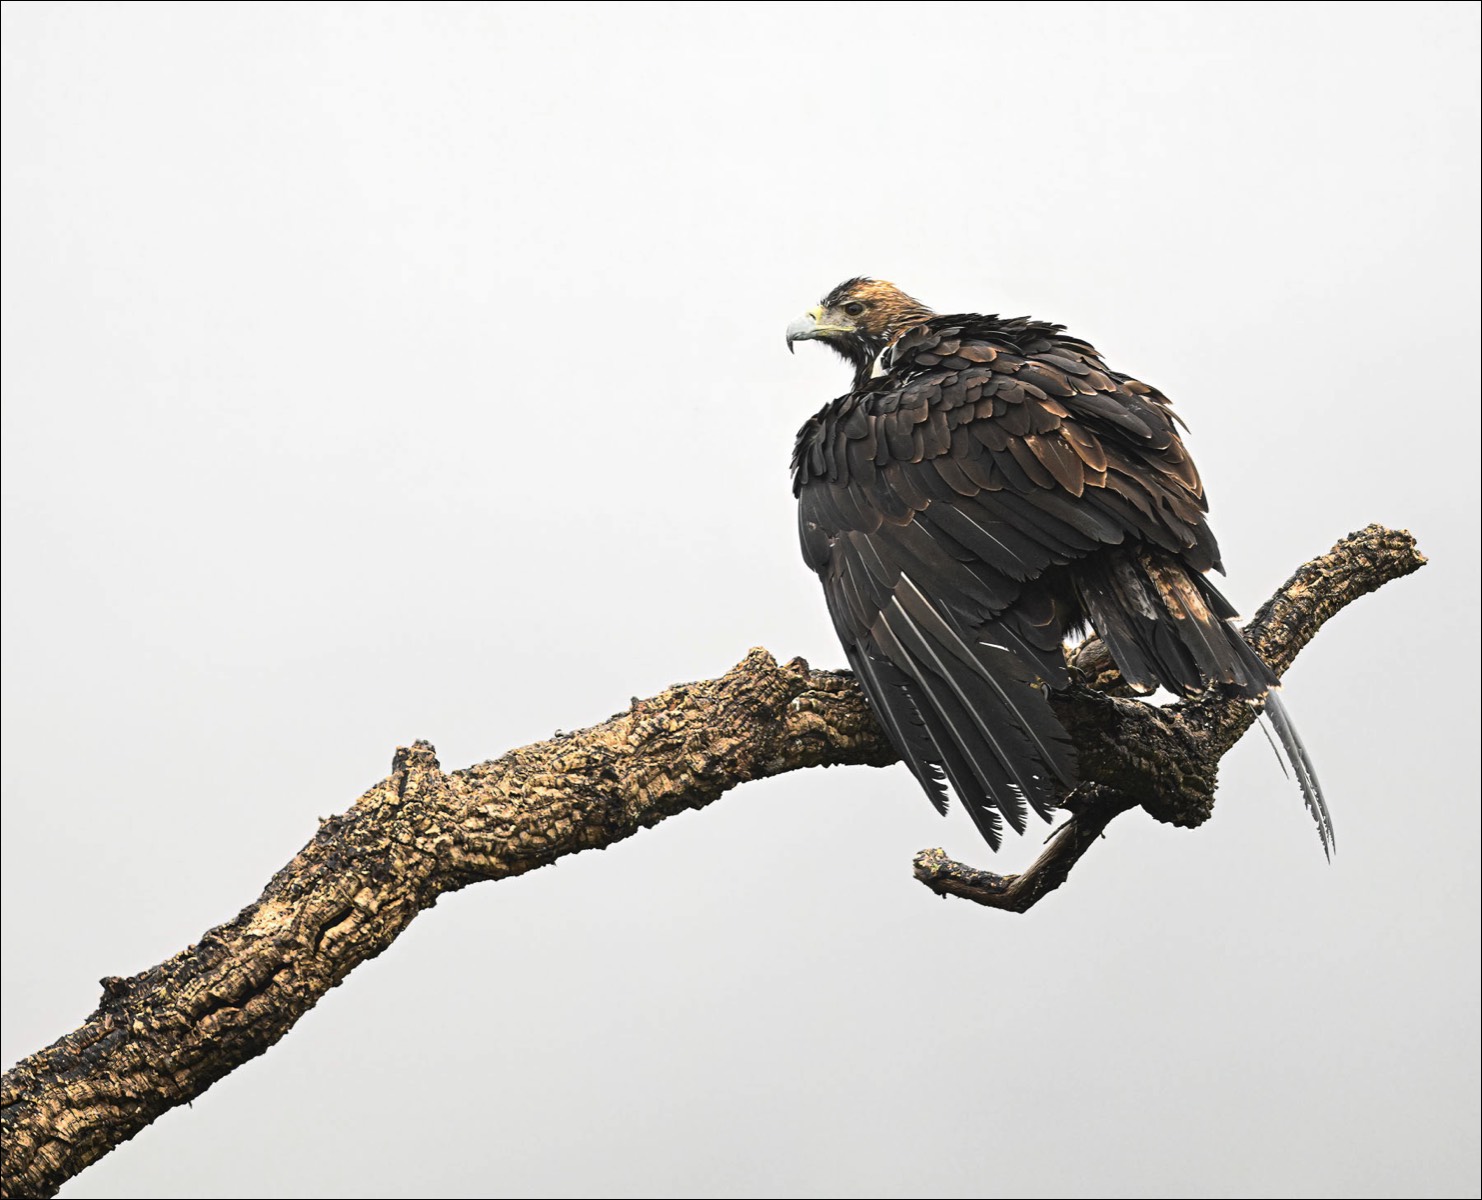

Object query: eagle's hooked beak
[786,306,853,353]
[786,307,823,353]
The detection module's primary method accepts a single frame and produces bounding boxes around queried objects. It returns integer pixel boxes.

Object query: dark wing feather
[845,644,950,816]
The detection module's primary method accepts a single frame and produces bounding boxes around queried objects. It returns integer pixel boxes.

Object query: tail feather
[1262,689,1335,860]
[1078,547,1332,859]
[1075,551,1274,698]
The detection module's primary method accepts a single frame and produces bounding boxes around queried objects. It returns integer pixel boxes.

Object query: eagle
[787,278,1331,855]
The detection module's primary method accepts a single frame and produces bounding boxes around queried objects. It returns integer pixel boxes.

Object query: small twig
[914,787,1140,911]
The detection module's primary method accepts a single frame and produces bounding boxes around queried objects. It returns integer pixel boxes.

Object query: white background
[3,3,1478,1197]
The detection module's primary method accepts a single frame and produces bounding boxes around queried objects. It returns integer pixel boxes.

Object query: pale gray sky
[3,3,1479,1197]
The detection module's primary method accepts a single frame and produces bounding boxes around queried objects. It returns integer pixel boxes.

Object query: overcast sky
[3,3,1479,1198]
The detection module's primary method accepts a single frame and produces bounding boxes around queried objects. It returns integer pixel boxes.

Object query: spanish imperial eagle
[787,278,1330,855]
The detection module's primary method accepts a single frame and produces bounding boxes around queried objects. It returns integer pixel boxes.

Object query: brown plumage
[787,278,1330,854]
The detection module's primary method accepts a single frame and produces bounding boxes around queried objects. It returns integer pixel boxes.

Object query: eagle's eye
[843,302,866,317]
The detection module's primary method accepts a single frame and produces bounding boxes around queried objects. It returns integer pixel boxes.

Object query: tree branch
[913,785,1139,911]
[0,525,1424,1198]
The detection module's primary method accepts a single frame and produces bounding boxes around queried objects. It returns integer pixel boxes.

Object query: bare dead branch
[913,785,1140,910]
[0,525,1424,1198]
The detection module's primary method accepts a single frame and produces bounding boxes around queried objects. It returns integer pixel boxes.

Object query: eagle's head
[786,278,935,383]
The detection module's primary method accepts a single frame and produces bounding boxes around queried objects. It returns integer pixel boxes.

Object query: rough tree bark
[0,525,1424,1198]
